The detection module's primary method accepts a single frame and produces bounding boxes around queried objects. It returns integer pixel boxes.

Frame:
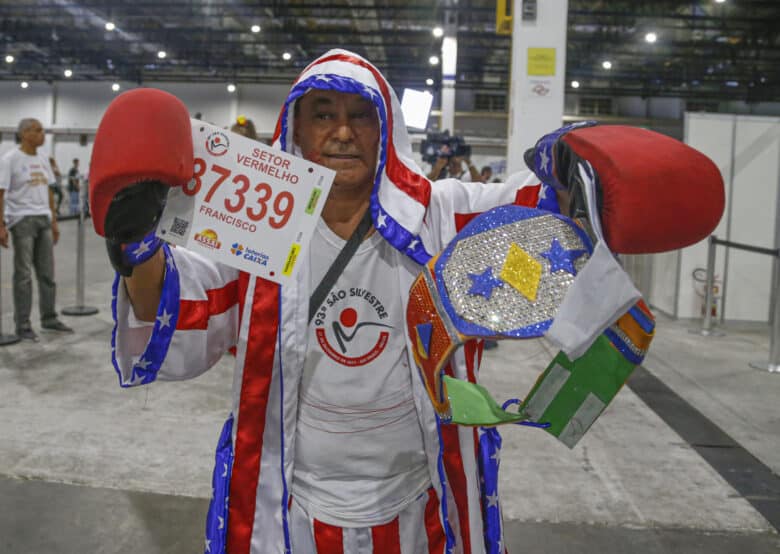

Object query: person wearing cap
[90,50,723,553]
[230,115,259,141]
[0,118,73,341]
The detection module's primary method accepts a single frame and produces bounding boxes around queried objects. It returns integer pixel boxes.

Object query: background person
[0,118,73,341]
[427,151,481,181]
[479,165,493,183]
[48,157,64,215]
[67,158,81,215]
[230,115,259,141]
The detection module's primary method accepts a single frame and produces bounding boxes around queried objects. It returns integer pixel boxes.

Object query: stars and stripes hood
[272,48,434,265]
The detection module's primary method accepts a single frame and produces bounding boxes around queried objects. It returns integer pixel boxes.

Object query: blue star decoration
[541,238,587,275]
[467,267,504,299]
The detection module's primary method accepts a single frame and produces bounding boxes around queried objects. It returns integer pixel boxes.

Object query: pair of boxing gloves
[89,88,725,274]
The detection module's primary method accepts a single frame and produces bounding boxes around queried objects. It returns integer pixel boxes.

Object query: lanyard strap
[308,209,373,323]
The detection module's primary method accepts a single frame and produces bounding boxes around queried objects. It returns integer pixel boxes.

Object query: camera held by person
[421,131,480,181]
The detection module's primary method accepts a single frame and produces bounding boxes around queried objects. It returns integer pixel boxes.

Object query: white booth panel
[648,250,679,316]
[0,82,53,128]
[676,113,734,318]
[723,117,780,321]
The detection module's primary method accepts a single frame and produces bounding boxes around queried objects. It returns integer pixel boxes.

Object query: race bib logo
[205,131,229,156]
[313,288,392,367]
[194,228,221,250]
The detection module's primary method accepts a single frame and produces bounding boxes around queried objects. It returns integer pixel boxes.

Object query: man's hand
[0,225,7,248]
[427,156,449,180]
[51,219,60,245]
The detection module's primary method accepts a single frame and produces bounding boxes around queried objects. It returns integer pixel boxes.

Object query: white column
[506,0,569,174]
[440,35,457,134]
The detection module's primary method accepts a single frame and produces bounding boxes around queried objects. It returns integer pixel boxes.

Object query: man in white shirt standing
[0,118,73,341]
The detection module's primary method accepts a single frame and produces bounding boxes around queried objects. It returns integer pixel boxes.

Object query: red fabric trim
[425,488,446,554]
[370,516,401,554]
[314,519,344,554]
[303,53,432,208]
[514,184,541,208]
[226,278,280,554]
[636,298,654,321]
[454,213,482,233]
[176,280,239,330]
[441,361,473,554]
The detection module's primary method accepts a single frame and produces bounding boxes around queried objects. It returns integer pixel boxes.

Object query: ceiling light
[111,83,120,92]
[20,81,29,89]
[571,80,580,89]
[251,24,261,33]
[282,52,292,61]
[227,83,236,93]
[432,27,443,38]
[157,50,167,59]
[725,80,739,87]
[425,78,434,86]
[602,60,613,70]
[429,55,439,66]
[645,32,657,43]
[715,0,726,3]
[5,55,14,63]
[64,69,73,78]
[105,22,115,31]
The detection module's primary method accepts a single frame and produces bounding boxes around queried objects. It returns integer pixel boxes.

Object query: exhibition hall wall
[649,112,780,322]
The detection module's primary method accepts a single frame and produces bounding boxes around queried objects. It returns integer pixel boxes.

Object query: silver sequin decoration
[441,213,589,334]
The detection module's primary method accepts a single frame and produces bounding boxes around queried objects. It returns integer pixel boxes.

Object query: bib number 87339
[183,157,294,230]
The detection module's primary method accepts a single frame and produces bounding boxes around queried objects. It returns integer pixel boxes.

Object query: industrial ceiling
[1,0,778,102]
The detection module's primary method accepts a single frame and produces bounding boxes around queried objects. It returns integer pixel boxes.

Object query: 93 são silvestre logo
[183,155,298,232]
[312,288,392,367]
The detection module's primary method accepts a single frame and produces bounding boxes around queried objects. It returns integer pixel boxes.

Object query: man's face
[22,120,45,148]
[293,90,380,192]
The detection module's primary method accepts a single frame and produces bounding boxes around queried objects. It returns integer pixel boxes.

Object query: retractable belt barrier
[692,235,780,374]
[62,187,98,317]
[0,248,21,346]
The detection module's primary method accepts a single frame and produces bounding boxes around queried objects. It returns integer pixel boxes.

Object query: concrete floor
[1,218,779,553]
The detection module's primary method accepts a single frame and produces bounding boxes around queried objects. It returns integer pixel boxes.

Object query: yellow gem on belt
[500,243,542,302]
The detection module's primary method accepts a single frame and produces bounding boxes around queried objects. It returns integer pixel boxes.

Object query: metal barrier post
[0,248,21,346]
[690,235,725,337]
[62,189,98,317]
[750,256,780,373]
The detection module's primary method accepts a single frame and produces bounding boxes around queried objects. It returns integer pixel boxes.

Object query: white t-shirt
[0,148,54,228]
[292,218,430,527]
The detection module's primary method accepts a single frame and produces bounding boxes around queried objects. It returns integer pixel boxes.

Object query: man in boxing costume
[90,49,722,554]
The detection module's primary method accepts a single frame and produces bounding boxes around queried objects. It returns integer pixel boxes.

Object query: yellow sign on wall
[527,47,556,76]
[496,0,512,35]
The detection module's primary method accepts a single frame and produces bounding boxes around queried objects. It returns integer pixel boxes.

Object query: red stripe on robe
[226,276,280,554]
[313,519,344,554]
[371,516,401,554]
[176,280,239,330]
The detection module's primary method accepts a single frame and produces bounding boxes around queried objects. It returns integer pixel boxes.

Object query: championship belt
[406,204,654,448]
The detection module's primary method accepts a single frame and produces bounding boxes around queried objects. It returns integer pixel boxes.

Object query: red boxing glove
[89,88,193,239]
[527,125,725,254]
